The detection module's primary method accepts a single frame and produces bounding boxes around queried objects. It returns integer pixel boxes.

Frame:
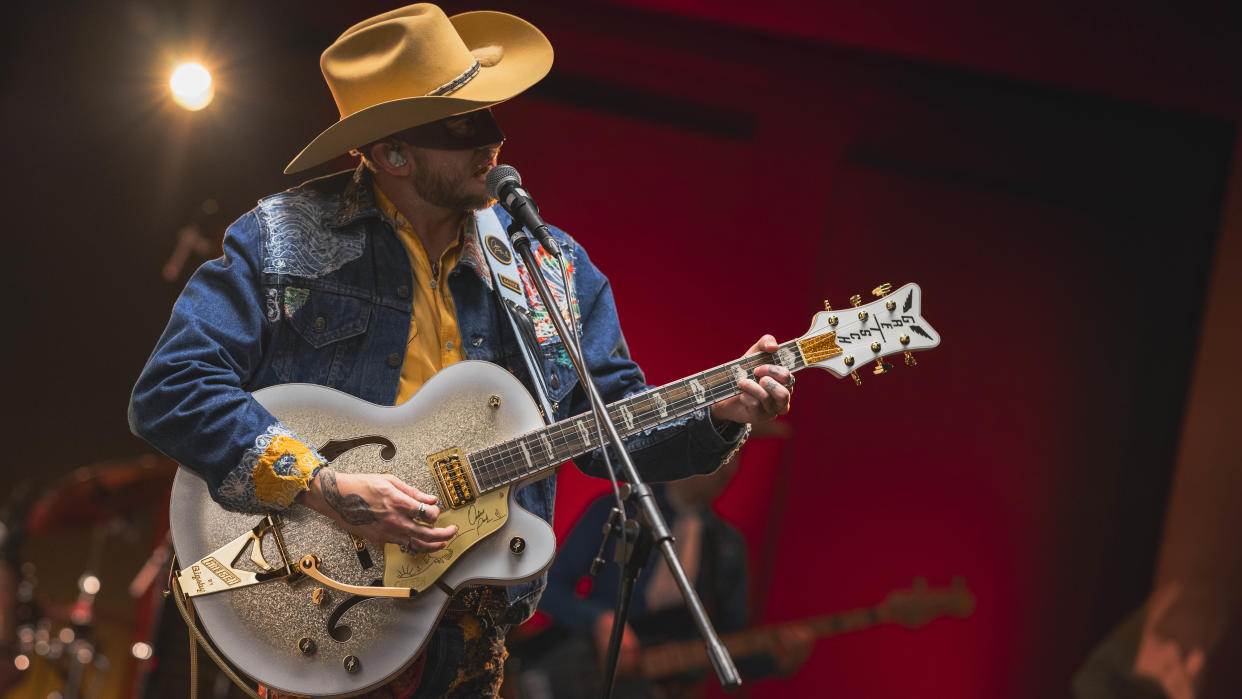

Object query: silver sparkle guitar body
[168,361,557,698]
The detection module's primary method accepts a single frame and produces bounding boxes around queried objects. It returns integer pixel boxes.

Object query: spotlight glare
[170,62,214,111]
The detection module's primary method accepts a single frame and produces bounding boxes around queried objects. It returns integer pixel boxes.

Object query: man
[525,456,812,698]
[129,4,794,697]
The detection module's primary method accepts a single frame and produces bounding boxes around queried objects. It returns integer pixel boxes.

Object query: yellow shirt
[373,185,467,404]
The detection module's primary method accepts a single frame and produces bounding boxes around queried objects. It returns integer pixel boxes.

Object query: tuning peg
[871,282,892,298]
[904,351,918,367]
[823,300,832,311]
[873,359,893,375]
[850,371,861,386]
[849,294,862,308]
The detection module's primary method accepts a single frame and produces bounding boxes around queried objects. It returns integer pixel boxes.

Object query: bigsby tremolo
[178,514,296,598]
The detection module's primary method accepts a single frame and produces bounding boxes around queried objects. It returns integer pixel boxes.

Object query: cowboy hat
[284,4,553,174]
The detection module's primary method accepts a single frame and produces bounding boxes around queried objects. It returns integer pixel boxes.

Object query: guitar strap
[474,207,557,424]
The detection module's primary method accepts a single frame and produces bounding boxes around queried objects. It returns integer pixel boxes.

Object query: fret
[466,340,810,492]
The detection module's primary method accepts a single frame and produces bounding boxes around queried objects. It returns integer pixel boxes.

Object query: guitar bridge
[428,447,477,509]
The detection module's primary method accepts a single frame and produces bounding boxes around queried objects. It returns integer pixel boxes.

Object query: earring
[387,150,407,167]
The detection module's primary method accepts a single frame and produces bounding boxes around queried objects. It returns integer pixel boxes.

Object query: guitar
[505,578,975,698]
[168,283,940,697]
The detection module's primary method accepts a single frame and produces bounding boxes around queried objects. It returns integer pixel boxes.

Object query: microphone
[485,164,562,257]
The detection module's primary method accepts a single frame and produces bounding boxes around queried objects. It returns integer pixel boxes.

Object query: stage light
[170,62,214,111]
[131,642,153,661]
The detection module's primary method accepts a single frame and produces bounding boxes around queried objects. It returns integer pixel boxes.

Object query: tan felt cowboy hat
[284,4,553,174]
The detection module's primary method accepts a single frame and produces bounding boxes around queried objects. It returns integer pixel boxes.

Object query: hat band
[426,59,481,97]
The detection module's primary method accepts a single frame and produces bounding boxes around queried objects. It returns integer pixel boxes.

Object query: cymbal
[26,455,176,535]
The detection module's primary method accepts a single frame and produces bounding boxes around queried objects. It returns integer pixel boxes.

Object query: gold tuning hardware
[823,300,832,312]
[873,359,893,375]
[843,355,855,367]
[886,300,896,311]
[870,342,881,352]
[872,283,892,297]
[858,310,869,321]
[850,371,862,386]
[828,314,838,327]
[488,394,501,408]
[312,587,327,605]
[904,351,918,367]
[900,334,910,345]
[849,294,862,308]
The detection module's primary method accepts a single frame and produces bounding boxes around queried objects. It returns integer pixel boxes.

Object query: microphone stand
[505,222,742,697]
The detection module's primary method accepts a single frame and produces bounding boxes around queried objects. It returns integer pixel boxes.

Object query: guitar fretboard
[466,339,810,491]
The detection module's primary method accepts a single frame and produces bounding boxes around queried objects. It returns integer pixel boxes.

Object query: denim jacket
[129,167,745,623]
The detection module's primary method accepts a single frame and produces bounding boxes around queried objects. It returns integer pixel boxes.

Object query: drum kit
[1,455,179,699]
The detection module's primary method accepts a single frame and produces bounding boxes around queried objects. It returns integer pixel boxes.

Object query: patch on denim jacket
[283,287,310,318]
[218,423,325,512]
[258,190,364,278]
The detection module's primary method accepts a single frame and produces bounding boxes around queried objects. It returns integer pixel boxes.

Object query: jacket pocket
[270,287,371,386]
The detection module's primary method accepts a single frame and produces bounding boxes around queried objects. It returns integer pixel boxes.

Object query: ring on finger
[787,373,796,389]
[412,502,427,522]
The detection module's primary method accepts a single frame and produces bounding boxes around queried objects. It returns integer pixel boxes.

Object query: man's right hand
[296,469,457,552]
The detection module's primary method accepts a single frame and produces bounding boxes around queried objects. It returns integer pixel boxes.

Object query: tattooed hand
[709,334,793,427]
[296,469,456,551]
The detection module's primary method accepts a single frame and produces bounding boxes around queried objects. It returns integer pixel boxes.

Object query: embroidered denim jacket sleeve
[128,211,325,513]
[558,237,747,482]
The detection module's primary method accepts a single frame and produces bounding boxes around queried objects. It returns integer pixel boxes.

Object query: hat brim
[284,10,553,174]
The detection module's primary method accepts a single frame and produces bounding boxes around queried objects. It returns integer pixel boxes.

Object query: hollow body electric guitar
[168,283,940,697]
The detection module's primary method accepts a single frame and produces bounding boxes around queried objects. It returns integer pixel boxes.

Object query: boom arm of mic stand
[507,232,743,694]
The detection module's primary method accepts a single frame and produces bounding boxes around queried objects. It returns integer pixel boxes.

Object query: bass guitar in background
[504,578,977,699]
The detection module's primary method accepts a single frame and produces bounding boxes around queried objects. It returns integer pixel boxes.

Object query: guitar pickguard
[383,487,510,589]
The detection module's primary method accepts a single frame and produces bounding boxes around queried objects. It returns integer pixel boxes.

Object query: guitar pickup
[428,447,477,509]
[177,514,294,598]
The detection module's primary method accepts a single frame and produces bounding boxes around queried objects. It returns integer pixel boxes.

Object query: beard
[411,149,495,212]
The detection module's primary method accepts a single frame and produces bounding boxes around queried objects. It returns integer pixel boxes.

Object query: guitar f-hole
[326,579,384,643]
[317,436,397,463]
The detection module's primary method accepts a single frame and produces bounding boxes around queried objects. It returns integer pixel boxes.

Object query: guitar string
[471,344,810,490]
[475,349,801,488]
[479,345,804,488]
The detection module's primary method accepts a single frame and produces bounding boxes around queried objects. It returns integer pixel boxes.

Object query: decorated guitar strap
[474,207,557,424]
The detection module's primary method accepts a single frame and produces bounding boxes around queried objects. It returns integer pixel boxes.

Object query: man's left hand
[709,335,793,426]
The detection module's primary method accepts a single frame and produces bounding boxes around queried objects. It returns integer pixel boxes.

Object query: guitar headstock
[884,576,977,629]
[795,282,940,384]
